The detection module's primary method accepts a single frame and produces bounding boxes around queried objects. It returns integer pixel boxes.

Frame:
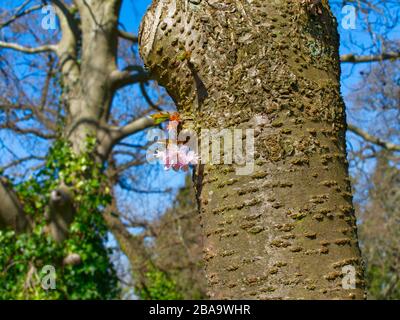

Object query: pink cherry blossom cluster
[155,144,199,172]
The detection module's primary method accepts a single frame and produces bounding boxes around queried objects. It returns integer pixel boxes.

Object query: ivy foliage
[366,264,400,300]
[0,139,119,299]
[136,263,183,300]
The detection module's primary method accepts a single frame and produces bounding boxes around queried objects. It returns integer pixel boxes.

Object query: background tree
[0,0,174,298]
[142,175,206,300]
[330,0,400,299]
[357,151,400,299]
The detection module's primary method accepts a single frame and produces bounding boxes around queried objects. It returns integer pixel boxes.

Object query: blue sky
[120,0,152,32]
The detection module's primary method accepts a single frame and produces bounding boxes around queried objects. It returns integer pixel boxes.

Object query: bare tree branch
[118,29,138,43]
[341,52,400,64]
[110,116,156,143]
[1,156,45,171]
[0,3,43,29]
[0,41,56,54]
[114,158,146,174]
[110,66,150,90]
[348,124,400,152]
[0,122,56,139]
[140,82,162,111]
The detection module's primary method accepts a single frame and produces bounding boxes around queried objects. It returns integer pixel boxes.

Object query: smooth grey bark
[139,0,365,299]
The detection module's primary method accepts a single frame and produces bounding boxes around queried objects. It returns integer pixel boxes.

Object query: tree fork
[139,0,365,299]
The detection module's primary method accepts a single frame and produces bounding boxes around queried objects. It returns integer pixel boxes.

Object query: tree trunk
[59,1,120,155]
[0,179,31,232]
[139,0,365,299]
